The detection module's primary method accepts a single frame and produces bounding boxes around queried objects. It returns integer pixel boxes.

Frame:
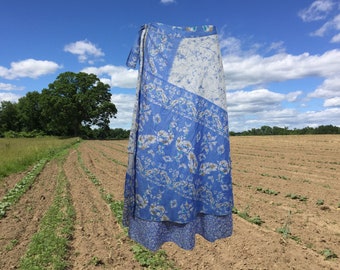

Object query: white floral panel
[168,35,227,111]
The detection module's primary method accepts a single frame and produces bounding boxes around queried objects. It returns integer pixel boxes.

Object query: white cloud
[331,32,340,42]
[220,34,272,57]
[227,89,285,114]
[0,82,24,91]
[228,105,340,132]
[82,65,138,88]
[110,93,136,129]
[223,49,340,90]
[298,0,335,22]
[0,92,22,103]
[0,59,61,80]
[324,96,340,107]
[160,0,176,4]
[312,13,340,37]
[226,89,302,116]
[267,41,286,54]
[228,107,299,132]
[299,1,340,43]
[251,107,340,127]
[220,37,242,55]
[309,76,340,98]
[64,40,104,64]
[286,91,303,102]
[302,107,340,126]
[221,39,340,130]
[226,88,297,131]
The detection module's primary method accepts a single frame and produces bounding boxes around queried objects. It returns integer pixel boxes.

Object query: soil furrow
[163,215,336,269]
[64,149,139,269]
[0,169,31,200]
[1,136,339,269]
[79,143,126,201]
[0,160,58,269]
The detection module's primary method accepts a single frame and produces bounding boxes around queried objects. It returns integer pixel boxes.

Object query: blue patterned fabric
[123,23,233,251]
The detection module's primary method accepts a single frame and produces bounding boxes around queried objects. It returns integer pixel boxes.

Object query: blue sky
[1,0,340,132]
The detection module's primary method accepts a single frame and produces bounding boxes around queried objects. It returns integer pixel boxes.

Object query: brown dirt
[0,169,30,199]
[0,160,58,269]
[0,135,339,269]
[64,149,139,269]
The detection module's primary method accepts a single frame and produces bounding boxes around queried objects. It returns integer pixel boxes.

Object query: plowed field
[1,135,339,269]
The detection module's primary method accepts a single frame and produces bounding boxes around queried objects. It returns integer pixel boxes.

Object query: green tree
[260,125,273,135]
[17,91,43,132]
[40,72,117,136]
[315,125,340,134]
[0,101,20,134]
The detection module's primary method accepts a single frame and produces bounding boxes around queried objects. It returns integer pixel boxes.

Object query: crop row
[0,159,47,218]
[75,146,177,269]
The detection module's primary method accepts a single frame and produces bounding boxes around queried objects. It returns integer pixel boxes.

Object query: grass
[0,137,80,179]
[19,148,76,270]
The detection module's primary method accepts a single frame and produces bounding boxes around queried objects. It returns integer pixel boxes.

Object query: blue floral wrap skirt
[123,22,233,251]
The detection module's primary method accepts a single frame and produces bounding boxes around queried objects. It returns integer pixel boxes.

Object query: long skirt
[123,22,233,251]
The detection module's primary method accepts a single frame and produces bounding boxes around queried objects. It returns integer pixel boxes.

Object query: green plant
[285,193,308,202]
[0,159,47,218]
[89,256,104,266]
[109,200,124,226]
[249,215,265,226]
[277,225,291,239]
[233,207,264,226]
[131,245,176,269]
[320,249,338,260]
[5,239,19,251]
[316,199,324,206]
[278,175,290,180]
[306,242,314,249]
[276,211,300,243]
[19,152,75,269]
[256,187,279,195]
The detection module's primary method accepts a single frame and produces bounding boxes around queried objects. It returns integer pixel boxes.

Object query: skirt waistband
[126,22,218,69]
[146,22,217,37]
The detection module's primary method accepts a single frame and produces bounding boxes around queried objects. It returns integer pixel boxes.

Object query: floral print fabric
[123,23,233,251]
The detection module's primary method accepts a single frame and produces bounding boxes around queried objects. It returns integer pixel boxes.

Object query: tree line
[1,71,338,139]
[230,125,340,136]
[0,72,130,139]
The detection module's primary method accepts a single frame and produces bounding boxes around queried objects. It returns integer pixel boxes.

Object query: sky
[1,0,340,132]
